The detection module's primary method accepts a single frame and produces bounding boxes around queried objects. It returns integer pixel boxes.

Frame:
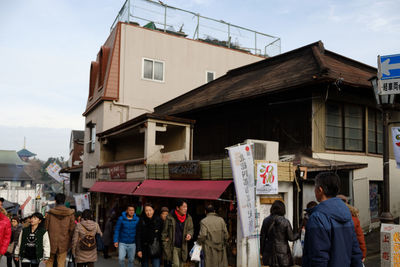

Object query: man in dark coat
[197,204,229,267]
[302,172,363,267]
[162,199,194,267]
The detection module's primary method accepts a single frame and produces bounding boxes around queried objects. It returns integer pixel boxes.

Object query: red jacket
[0,213,11,255]
[352,216,366,259]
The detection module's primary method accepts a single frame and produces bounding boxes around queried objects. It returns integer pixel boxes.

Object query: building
[61,130,85,194]
[0,150,39,216]
[155,41,400,230]
[82,0,279,189]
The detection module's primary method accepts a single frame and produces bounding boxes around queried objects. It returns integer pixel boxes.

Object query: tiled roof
[17,148,36,158]
[155,41,376,116]
[0,150,27,165]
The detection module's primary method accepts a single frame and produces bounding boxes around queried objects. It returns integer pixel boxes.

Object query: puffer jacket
[0,213,11,255]
[303,197,363,267]
[45,205,75,254]
[260,214,298,267]
[72,220,102,263]
[113,212,139,244]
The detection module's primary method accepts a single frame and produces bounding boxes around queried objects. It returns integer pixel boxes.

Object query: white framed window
[142,58,165,82]
[87,123,96,153]
[206,71,215,83]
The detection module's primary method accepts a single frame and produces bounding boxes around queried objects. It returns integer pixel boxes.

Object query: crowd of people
[0,171,368,267]
[0,195,229,267]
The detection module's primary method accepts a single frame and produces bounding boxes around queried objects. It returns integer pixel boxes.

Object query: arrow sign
[381,59,400,76]
[380,54,400,80]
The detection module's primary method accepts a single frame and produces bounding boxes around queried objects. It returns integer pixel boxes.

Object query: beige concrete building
[82,21,265,188]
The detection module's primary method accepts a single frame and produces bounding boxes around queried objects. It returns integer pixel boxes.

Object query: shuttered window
[368,108,383,154]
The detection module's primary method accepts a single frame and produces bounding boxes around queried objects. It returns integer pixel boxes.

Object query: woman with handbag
[6,217,22,267]
[260,200,299,267]
[71,209,102,267]
[136,203,162,267]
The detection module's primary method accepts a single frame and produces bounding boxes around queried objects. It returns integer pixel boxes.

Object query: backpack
[79,224,96,251]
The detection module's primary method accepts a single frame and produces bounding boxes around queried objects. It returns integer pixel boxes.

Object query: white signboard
[228,144,256,237]
[256,162,278,195]
[381,223,400,266]
[74,193,90,211]
[46,162,70,184]
[391,127,400,168]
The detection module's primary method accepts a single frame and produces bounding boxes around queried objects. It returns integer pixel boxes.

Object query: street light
[369,76,395,223]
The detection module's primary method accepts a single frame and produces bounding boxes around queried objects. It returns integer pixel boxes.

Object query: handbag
[65,250,75,267]
[6,242,14,254]
[96,233,104,251]
[148,237,160,257]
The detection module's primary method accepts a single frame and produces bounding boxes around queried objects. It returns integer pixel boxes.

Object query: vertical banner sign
[256,162,278,195]
[228,144,255,237]
[391,127,400,168]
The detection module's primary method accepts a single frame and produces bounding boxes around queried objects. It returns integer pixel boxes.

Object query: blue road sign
[380,54,400,80]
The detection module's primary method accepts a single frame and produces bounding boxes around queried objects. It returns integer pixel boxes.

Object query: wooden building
[155,41,400,229]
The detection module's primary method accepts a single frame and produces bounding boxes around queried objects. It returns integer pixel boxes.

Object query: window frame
[87,123,96,153]
[141,57,165,83]
[206,71,216,83]
[367,108,383,155]
[325,102,365,152]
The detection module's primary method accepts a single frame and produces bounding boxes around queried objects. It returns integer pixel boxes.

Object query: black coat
[260,215,299,267]
[136,216,162,259]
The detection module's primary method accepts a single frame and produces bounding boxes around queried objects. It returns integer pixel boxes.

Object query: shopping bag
[189,242,202,262]
[65,250,75,267]
[292,239,303,259]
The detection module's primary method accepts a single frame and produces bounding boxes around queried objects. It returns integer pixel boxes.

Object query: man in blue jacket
[303,172,363,267]
[114,205,139,267]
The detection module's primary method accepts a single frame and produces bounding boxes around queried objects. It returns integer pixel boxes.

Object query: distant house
[0,150,38,216]
[155,41,400,229]
[61,130,85,194]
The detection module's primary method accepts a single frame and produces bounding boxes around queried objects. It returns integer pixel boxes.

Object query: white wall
[313,152,400,228]
[119,24,263,119]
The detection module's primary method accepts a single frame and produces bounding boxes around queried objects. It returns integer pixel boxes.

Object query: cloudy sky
[0,0,399,160]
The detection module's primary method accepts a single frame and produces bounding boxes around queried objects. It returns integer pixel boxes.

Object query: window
[87,123,96,153]
[142,58,164,82]
[325,103,364,151]
[206,71,215,83]
[368,108,383,154]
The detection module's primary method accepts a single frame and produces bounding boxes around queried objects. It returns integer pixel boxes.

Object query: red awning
[89,181,140,195]
[133,180,232,200]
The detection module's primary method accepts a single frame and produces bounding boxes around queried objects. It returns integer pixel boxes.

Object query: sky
[0,0,399,160]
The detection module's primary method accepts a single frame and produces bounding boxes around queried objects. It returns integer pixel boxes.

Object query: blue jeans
[141,258,160,267]
[118,243,136,267]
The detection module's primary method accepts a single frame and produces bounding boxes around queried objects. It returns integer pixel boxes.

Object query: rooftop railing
[111,0,281,57]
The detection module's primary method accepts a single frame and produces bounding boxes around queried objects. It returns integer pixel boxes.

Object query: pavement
[0,230,382,267]
[364,228,381,267]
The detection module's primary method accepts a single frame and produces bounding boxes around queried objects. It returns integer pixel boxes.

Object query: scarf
[174,210,186,223]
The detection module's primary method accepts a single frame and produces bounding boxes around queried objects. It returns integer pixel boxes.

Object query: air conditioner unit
[244,139,279,161]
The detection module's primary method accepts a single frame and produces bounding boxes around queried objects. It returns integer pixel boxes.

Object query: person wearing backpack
[71,209,102,267]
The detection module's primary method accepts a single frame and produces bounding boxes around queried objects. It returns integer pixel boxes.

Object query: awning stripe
[133,180,232,200]
[89,181,140,195]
